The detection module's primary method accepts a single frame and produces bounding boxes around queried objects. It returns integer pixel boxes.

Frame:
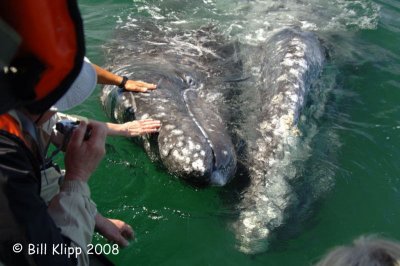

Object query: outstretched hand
[121,119,161,137]
[124,80,157,92]
[91,63,156,92]
[95,214,134,247]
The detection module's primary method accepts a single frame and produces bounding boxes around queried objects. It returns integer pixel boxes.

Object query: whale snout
[210,145,237,186]
[210,170,229,186]
[158,124,236,186]
[102,68,237,186]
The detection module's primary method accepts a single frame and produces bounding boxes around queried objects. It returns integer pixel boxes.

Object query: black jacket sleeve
[0,133,76,266]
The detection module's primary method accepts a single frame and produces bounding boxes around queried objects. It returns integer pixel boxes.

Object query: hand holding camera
[63,121,107,182]
[56,120,92,143]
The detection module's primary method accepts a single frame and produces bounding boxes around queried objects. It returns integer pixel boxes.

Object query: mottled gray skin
[232,28,325,253]
[101,60,237,186]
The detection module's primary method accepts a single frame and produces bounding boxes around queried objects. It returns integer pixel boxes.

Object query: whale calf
[101,26,239,186]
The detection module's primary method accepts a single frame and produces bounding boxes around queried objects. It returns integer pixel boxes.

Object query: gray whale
[101,25,325,252]
[101,26,239,186]
[232,28,325,253]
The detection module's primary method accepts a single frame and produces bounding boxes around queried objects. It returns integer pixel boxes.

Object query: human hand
[124,79,157,92]
[95,214,134,247]
[120,119,161,137]
[64,121,107,182]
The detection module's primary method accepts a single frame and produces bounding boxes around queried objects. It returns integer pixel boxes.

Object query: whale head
[102,65,237,186]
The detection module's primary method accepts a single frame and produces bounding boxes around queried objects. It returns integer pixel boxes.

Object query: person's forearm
[86,118,126,137]
[92,63,157,92]
[48,179,97,266]
[105,122,125,137]
[92,63,123,85]
[93,119,161,137]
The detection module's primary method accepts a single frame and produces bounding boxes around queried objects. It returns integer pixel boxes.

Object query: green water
[71,0,400,265]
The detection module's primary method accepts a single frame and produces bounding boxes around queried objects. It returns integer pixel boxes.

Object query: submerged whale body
[232,28,325,253]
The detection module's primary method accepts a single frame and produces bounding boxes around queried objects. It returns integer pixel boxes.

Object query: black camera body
[55,120,91,141]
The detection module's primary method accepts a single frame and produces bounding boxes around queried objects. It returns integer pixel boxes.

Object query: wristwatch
[118,76,128,89]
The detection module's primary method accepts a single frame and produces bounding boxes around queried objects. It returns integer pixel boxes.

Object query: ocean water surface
[69,0,400,265]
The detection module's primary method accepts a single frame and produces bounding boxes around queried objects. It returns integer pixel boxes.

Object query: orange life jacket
[0,0,85,114]
[0,114,25,144]
[0,112,43,163]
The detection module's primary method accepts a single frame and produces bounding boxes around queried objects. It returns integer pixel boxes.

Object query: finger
[142,127,160,133]
[68,121,87,147]
[121,224,134,239]
[141,128,157,134]
[145,85,157,90]
[108,233,128,247]
[142,119,161,124]
[142,122,161,128]
[135,80,157,88]
[116,234,129,247]
[145,128,160,133]
[128,86,148,93]
[136,85,157,91]
[144,124,161,130]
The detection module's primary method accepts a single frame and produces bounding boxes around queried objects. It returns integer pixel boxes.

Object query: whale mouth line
[182,83,223,184]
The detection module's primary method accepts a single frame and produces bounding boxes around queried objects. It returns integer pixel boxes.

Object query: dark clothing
[0,130,76,266]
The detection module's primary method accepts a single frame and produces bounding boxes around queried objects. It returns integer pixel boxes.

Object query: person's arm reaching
[105,119,161,137]
[50,113,161,150]
[92,63,157,92]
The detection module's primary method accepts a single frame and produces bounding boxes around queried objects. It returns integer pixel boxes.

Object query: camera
[55,120,91,142]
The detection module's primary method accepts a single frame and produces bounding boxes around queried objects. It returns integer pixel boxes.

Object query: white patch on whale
[192,159,206,173]
[141,113,150,119]
[164,124,176,131]
[171,129,183,136]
